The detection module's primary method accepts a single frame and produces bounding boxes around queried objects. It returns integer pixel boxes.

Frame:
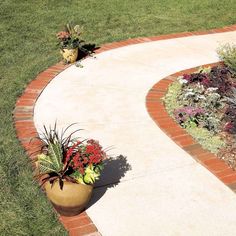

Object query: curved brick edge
[13,24,236,236]
[146,62,236,193]
[13,62,101,236]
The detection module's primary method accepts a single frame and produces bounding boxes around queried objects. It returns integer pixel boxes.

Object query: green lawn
[0,0,235,235]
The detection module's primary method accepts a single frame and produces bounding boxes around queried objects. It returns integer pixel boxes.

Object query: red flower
[72,153,80,168]
[183,74,191,82]
[57,31,70,40]
[65,140,81,163]
[86,144,95,154]
[201,77,210,86]
[79,167,85,175]
[64,138,106,175]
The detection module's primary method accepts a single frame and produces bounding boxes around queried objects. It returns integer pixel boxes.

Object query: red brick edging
[146,62,236,192]
[13,24,236,235]
[14,63,101,236]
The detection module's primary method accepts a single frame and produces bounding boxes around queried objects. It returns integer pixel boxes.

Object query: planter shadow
[86,155,131,209]
[77,43,99,60]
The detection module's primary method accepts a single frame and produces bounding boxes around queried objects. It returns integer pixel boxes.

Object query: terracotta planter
[60,48,78,63]
[44,180,93,216]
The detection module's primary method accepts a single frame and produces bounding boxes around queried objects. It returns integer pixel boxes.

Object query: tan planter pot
[44,180,93,216]
[60,48,78,63]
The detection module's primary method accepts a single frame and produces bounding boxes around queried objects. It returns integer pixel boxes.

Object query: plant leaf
[47,142,63,172]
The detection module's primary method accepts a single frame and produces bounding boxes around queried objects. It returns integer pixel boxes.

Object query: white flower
[206,87,218,93]
[197,95,206,100]
[184,91,195,97]
[178,77,188,84]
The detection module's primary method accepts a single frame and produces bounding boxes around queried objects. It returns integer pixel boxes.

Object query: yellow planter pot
[44,180,93,216]
[60,48,78,63]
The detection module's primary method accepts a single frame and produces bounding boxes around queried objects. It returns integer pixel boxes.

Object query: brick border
[146,62,236,191]
[13,24,236,236]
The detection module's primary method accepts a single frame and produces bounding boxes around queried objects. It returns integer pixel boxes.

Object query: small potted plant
[56,23,91,63]
[34,124,107,216]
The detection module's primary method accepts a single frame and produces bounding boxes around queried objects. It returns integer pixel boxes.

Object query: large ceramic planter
[60,48,78,63]
[44,180,93,216]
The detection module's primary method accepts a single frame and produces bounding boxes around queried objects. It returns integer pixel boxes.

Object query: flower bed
[164,44,236,169]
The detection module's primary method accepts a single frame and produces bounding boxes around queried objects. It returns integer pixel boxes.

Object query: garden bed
[164,44,236,170]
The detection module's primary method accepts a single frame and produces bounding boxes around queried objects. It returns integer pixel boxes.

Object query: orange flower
[57,31,70,40]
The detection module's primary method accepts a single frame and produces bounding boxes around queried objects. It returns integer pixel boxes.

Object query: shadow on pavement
[86,155,131,209]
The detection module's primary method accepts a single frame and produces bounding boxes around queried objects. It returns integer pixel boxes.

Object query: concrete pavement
[34,30,236,236]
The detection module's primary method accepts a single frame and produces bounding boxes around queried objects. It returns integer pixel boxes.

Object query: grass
[0,0,235,235]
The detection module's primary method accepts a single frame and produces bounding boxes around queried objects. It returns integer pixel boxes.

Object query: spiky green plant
[35,123,107,188]
[37,143,63,176]
[34,123,81,189]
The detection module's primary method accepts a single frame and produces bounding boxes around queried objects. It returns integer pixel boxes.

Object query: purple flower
[174,106,205,124]
[182,74,191,82]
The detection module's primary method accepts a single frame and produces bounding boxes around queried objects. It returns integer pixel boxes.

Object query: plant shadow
[86,155,131,209]
[77,43,100,60]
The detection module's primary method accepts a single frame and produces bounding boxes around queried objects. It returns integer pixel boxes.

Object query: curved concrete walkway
[34,30,236,235]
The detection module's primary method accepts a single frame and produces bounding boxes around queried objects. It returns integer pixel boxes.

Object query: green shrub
[217,43,236,74]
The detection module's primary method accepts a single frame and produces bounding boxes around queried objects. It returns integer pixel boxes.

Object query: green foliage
[164,69,228,154]
[164,79,224,134]
[176,82,225,132]
[183,118,198,129]
[196,66,212,74]
[0,0,236,234]
[186,126,225,153]
[71,164,104,184]
[36,124,106,187]
[37,143,64,176]
[217,43,236,74]
[47,143,64,172]
[57,23,85,50]
[225,87,236,106]
[178,84,224,112]
[163,81,182,115]
[178,83,205,106]
[200,115,222,133]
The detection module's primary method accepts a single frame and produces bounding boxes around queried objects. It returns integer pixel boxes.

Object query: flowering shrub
[35,124,107,189]
[179,66,234,95]
[178,83,205,106]
[207,66,234,95]
[57,23,83,49]
[181,72,209,84]
[65,139,106,184]
[174,106,205,127]
[164,46,236,168]
[56,23,93,57]
[172,69,228,128]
